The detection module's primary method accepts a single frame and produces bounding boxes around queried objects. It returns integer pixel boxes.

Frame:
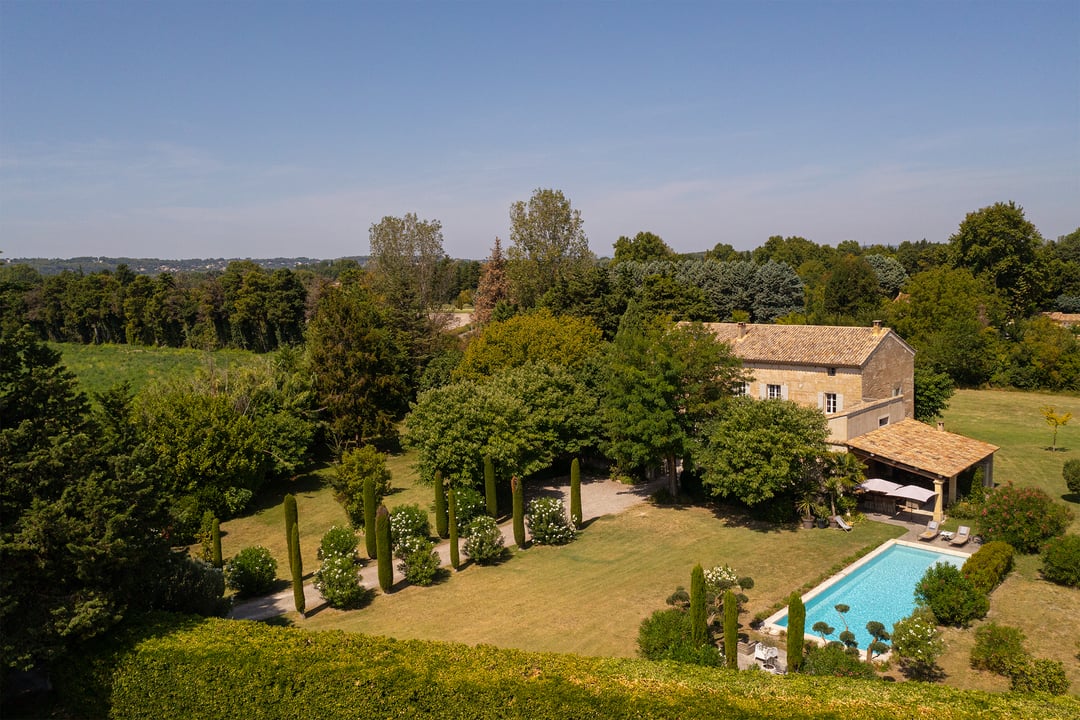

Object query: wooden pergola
[845,418,999,523]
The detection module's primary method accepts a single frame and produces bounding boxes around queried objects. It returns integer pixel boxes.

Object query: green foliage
[332,445,392,530]
[978,484,1072,553]
[526,497,577,545]
[613,231,676,264]
[802,643,878,680]
[570,457,582,528]
[970,622,1028,676]
[512,476,526,548]
[54,615,1080,720]
[637,609,723,667]
[914,562,989,627]
[314,553,370,610]
[484,455,497,517]
[1009,658,1071,696]
[1040,534,1080,587]
[289,523,305,616]
[507,188,592,309]
[393,535,442,586]
[689,564,707,648]
[913,366,956,422]
[823,255,882,323]
[363,473,377,559]
[451,484,486,535]
[448,482,460,570]
[962,540,1014,594]
[389,503,431,550]
[318,526,358,563]
[376,505,392,592]
[433,471,448,539]
[891,607,944,680]
[224,546,278,598]
[1064,459,1080,494]
[211,516,222,568]
[150,553,229,617]
[463,515,506,565]
[283,493,298,544]
[865,621,891,662]
[787,593,806,672]
[723,589,738,669]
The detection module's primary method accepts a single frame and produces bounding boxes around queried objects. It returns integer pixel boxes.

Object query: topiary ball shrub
[1040,533,1080,588]
[526,497,577,545]
[978,485,1072,553]
[463,515,506,565]
[1064,459,1080,495]
[389,504,431,550]
[914,562,988,627]
[1009,657,1070,695]
[970,622,1028,676]
[394,535,442,586]
[224,546,278,598]
[318,525,359,561]
[636,609,722,667]
[314,553,371,609]
[802,643,877,680]
[962,540,1014,594]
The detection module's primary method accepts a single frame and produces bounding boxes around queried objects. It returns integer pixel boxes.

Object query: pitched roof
[845,418,999,479]
[701,322,912,367]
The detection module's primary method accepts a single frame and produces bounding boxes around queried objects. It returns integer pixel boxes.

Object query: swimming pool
[767,540,968,651]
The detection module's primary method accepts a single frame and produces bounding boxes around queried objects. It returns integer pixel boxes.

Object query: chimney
[737,322,747,340]
[872,320,882,335]
[937,421,945,432]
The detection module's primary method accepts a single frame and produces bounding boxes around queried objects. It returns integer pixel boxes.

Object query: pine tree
[211,517,222,568]
[570,457,582,528]
[290,523,305,616]
[484,455,497,517]
[376,504,392,592]
[472,237,509,325]
[511,475,526,548]
[448,485,460,570]
[363,474,377,559]
[690,564,707,647]
[434,471,448,539]
[787,593,806,672]
[724,589,738,668]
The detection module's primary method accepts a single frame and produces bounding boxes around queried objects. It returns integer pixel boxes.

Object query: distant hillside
[0,255,370,275]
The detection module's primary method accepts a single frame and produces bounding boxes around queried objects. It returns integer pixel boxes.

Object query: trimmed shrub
[363,474,377,558]
[1064,459,1080,494]
[892,607,944,681]
[376,505,392,592]
[970,622,1027,676]
[389,503,431,550]
[526,497,576,545]
[723,589,738,669]
[153,552,229,616]
[962,540,1014,594]
[802,644,877,680]
[224,546,278,598]
[289,523,305,615]
[484,455,497,517]
[512,475,526,548]
[637,609,723,667]
[570,457,582,528]
[434,471,448,539]
[452,484,486,534]
[314,553,370,609]
[210,517,222,568]
[914,562,988,627]
[283,493,298,540]
[463,515,506,565]
[1009,657,1070,695]
[319,525,359,561]
[1040,533,1080,587]
[786,593,805,672]
[332,445,391,531]
[690,564,707,647]
[978,485,1072,553]
[448,484,460,569]
[394,534,442,586]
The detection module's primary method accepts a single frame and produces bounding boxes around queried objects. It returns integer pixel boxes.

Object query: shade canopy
[887,485,938,503]
[859,478,903,494]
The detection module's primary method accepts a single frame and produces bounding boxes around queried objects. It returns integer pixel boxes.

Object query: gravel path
[230,475,665,621]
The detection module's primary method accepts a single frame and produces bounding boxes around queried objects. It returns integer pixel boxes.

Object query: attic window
[827,367,836,377]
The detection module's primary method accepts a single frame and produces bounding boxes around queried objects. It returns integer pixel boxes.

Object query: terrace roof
[845,418,998,480]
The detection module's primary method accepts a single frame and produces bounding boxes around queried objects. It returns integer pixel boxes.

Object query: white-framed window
[825,392,838,414]
[767,384,783,399]
[893,385,902,397]
[737,381,750,396]
[879,416,890,427]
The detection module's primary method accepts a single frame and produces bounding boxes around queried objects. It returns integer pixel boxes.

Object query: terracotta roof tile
[701,322,911,367]
[845,418,998,479]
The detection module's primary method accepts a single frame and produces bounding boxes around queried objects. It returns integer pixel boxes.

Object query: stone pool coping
[761,538,970,645]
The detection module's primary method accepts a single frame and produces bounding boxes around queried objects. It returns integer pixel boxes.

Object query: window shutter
[817,392,824,409]
[781,385,789,400]
[759,384,766,400]
[836,394,844,412]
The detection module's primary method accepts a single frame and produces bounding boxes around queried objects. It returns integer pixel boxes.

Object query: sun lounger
[834,516,852,531]
[918,520,940,541]
[950,525,971,546]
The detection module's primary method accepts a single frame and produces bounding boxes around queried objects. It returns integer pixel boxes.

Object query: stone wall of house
[861,333,915,417]
[745,363,864,412]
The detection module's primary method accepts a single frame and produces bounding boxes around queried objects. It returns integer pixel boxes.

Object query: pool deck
[866,511,979,553]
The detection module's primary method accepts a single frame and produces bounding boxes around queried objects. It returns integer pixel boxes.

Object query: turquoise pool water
[773,542,964,650]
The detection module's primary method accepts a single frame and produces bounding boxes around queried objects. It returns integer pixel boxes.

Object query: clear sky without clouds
[1,1,1077,261]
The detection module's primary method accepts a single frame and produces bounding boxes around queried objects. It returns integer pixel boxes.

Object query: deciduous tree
[507,188,592,308]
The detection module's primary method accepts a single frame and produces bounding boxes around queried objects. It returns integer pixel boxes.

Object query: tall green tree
[289,523,305,617]
[787,593,806,672]
[823,255,881,323]
[690,564,707,647]
[376,505,392,592]
[724,589,739,669]
[434,471,449,538]
[448,483,460,569]
[570,457,582,528]
[330,445,391,531]
[512,476,526,549]
[484,456,497,518]
[507,188,592,308]
[913,366,955,422]
[612,231,676,264]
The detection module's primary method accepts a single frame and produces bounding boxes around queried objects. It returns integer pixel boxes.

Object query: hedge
[962,541,1014,595]
[52,614,1080,720]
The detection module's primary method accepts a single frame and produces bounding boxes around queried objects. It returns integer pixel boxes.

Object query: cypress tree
[787,593,805,672]
[284,493,298,541]
[363,474,377,559]
[290,522,305,616]
[210,516,222,568]
[484,455,497,517]
[448,484,460,569]
[511,475,526,549]
[724,589,738,668]
[376,504,392,592]
[570,457,582,528]
[434,471,449,539]
[690,564,707,647]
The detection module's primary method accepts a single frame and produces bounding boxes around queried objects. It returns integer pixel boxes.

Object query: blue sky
[1,1,1077,260]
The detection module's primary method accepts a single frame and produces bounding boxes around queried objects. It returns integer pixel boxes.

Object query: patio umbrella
[886,485,938,504]
[858,478,903,494]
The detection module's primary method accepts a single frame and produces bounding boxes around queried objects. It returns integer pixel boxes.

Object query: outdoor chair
[918,520,940,541]
[950,525,971,546]
[834,516,852,531]
[754,643,779,670]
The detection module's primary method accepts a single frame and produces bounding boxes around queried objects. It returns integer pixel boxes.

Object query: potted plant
[795,494,815,529]
[813,504,830,528]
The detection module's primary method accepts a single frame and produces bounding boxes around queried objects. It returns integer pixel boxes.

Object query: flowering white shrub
[891,606,944,679]
[704,565,738,591]
[224,546,277,597]
[464,516,505,564]
[526,497,576,545]
[389,504,430,550]
[314,553,370,609]
[394,534,441,586]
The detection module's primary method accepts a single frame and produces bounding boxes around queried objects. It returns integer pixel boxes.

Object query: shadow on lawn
[244,465,329,514]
